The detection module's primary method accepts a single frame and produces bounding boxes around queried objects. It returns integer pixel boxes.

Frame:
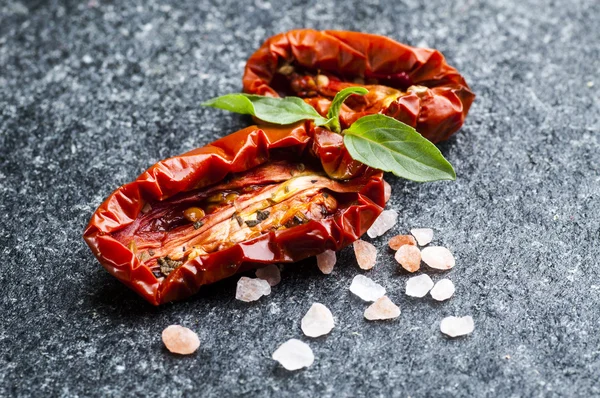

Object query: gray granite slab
[1,0,599,396]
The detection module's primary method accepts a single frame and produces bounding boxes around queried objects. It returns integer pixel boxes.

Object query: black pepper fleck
[245,219,260,227]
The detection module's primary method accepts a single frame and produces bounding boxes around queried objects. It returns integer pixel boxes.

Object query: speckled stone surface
[1,0,599,396]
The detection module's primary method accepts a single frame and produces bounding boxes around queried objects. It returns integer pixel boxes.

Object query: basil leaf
[202,94,328,125]
[324,87,368,133]
[343,114,456,182]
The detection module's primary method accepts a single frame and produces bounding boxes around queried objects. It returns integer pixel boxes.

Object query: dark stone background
[1,0,599,396]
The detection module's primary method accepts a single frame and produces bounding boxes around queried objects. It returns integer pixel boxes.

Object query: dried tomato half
[243,29,475,143]
[84,123,385,305]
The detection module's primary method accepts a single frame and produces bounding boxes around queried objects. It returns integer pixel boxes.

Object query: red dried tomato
[84,123,385,305]
[243,29,475,143]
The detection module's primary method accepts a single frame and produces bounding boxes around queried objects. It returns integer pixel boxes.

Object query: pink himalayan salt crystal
[388,234,417,251]
[272,339,315,370]
[301,303,335,337]
[383,180,392,203]
[255,264,281,286]
[410,228,434,246]
[316,250,336,275]
[367,209,398,238]
[421,246,456,270]
[364,296,401,320]
[235,277,271,302]
[394,245,422,273]
[405,274,434,297]
[430,279,455,301]
[353,240,377,270]
[440,316,475,337]
[161,325,200,355]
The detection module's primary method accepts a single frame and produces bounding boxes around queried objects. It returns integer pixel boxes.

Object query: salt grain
[364,296,401,320]
[388,234,417,251]
[161,325,200,355]
[405,274,434,297]
[301,303,335,337]
[353,240,377,270]
[255,264,281,286]
[272,339,315,370]
[421,246,456,270]
[349,275,386,302]
[430,279,455,301]
[394,245,421,273]
[440,316,474,337]
[383,180,392,203]
[410,228,434,246]
[367,210,398,238]
[235,277,271,302]
[316,250,336,274]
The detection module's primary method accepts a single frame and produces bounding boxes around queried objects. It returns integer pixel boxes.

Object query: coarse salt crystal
[161,325,200,355]
[364,296,401,320]
[410,228,434,246]
[430,279,455,301]
[235,277,271,302]
[405,274,434,297]
[440,316,474,337]
[383,180,392,203]
[388,234,417,251]
[272,339,315,370]
[394,245,421,273]
[316,250,336,275]
[421,246,455,270]
[349,275,386,302]
[255,264,281,286]
[353,240,377,270]
[367,210,398,238]
[301,303,335,337]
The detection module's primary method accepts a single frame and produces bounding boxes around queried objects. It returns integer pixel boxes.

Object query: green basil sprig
[202,87,367,133]
[344,114,455,182]
[202,89,455,182]
[325,87,368,133]
[202,94,329,126]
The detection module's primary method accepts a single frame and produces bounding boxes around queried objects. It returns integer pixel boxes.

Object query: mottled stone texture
[1,0,599,396]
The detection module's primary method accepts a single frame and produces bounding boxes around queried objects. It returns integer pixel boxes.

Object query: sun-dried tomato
[84,123,385,305]
[243,29,475,143]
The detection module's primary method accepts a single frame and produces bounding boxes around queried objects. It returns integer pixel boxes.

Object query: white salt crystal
[410,228,434,246]
[272,339,315,370]
[349,275,386,302]
[255,264,281,286]
[421,246,456,270]
[394,245,421,273]
[440,316,474,337]
[353,240,377,270]
[316,250,336,274]
[430,279,455,301]
[235,277,271,302]
[367,210,398,238]
[383,180,392,203]
[161,325,200,355]
[405,274,434,297]
[364,296,401,320]
[301,303,335,337]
